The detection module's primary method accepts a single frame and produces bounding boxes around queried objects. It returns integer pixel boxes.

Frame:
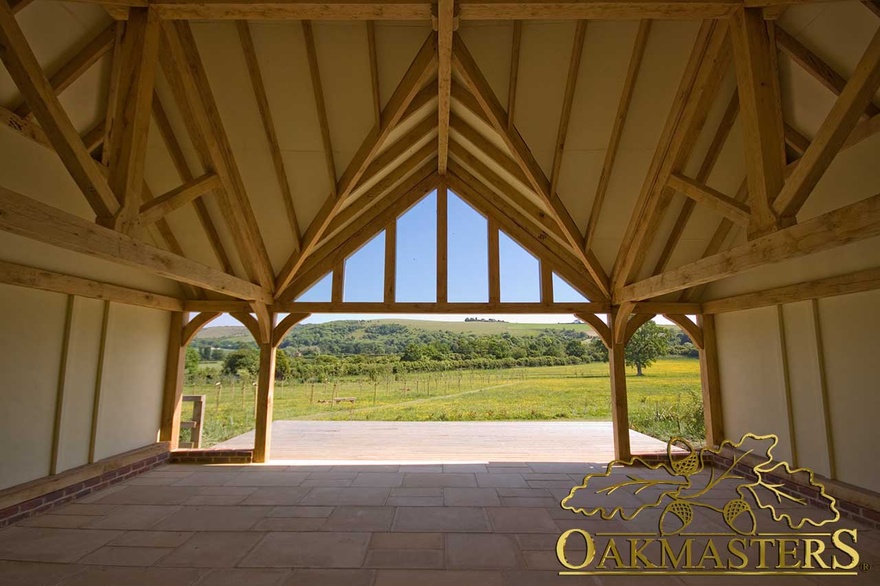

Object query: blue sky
[210,188,664,327]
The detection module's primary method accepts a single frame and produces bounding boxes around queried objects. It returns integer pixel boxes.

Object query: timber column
[608,306,633,460]
[698,314,723,447]
[160,311,188,450]
[254,341,277,463]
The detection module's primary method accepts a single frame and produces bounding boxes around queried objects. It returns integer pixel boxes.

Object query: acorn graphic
[660,499,693,535]
[722,498,757,535]
[668,438,701,477]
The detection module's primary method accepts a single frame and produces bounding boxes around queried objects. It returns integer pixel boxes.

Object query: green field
[183,357,703,448]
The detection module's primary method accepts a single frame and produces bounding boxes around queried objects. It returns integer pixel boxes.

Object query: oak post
[608,307,631,460]
[697,314,723,448]
[160,311,188,450]
[254,342,277,463]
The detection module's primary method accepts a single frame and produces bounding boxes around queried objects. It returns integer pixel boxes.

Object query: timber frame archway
[0,1,877,481]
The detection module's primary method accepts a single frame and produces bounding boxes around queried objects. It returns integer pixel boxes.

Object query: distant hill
[195,318,598,341]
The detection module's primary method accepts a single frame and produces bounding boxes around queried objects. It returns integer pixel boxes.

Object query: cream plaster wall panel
[56,51,108,134]
[93,305,169,462]
[716,307,793,463]
[458,22,511,112]
[56,297,104,474]
[312,22,374,173]
[284,150,338,236]
[703,235,880,301]
[798,132,880,221]
[817,291,880,493]
[515,21,577,176]
[191,22,294,274]
[0,285,66,490]
[555,149,603,231]
[616,21,698,152]
[373,23,433,112]
[152,73,207,179]
[780,302,831,477]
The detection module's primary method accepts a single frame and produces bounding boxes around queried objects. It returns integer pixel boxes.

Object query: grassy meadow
[183,357,703,448]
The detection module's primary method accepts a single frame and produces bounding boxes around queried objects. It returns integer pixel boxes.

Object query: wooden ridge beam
[11,24,116,119]
[452,35,610,299]
[237,20,301,244]
[139,173,221,225]
[0,259,184,312]
[701,267,880,314]
[0,0,119,220]
[772,27,880,219]
[585,19,650,250]
[274,32,437,298]
[0,185,272,303]
[437,0,454,174]
[668,173,751,225]
[89,0,749,21]
[618,190,880,302]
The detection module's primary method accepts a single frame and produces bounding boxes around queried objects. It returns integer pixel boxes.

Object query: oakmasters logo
[556,433,866,577]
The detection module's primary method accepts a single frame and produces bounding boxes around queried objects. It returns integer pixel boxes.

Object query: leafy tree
[626,321,670,376]
[222,348,259,378]
[275,349,293,380]
[185,347,200,374]
[565,339,586,358]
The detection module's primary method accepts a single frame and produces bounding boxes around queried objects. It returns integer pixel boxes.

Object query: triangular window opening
[343,231,385,302]
[553,273,589,303]
[499,230,540,302]
[447,190,488,302]
[295,272,332,302]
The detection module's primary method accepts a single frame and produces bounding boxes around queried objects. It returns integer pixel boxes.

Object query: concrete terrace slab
[211,421,668,462]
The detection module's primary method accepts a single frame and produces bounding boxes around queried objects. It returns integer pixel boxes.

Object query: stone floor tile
[392,507,491,532]
[109,531,195,548]
[397,465,444,474]
[282,569,375,585]
[322,507,395,532]
[402,473,477,488]
[365,549,444,569]
[520,549,559,570]
[526,481,579,490]
[18,514,95,529]
[152,506,271,531]
[183,494,250,506]
[89,486,201,506]
[77,485,126,503]
[514,533,573,551]
[124,476,182,486]
[224,472,310,487]
[300,473,358,487]
[159,532,264,568]
[496,488,551,498]
[195,568,290,586]
[351,473,405,488]
[299,487,390,506]
[239,532,370,568]
[443,464,488,474]
[240,487,311,506]
[522,473,574,481]
[0,560,85,585]
[329,465,400,473]
[502,570,572,585]
[445,533,521,569]
[374,569,505,586]
[526,463,593,474]
[475,474,528,488]
[268,506,334,518]
[487,508,559,533]
[386,496,444,507]
[251,518,327,532]
[0,527,123,563]
[59,566,205,586]
[369,532,443,550]
[78,545,174,566]
[443,488,502,507]
[173,473,243,487]
[84,505,180,530]
[283,466,335,473]
[390,487,441,497]
[47,503,119,516]
[500,497,559,508]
